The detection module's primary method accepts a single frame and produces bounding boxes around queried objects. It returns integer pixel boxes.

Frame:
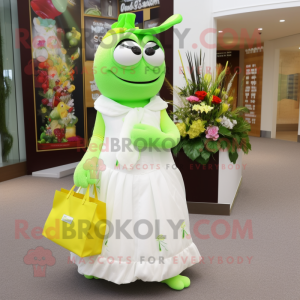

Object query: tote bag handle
[66,185,98,205]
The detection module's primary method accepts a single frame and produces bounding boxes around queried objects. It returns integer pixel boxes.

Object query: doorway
[276,48,300,142]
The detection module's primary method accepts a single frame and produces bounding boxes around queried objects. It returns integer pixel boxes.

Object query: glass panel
[0,0,26,167]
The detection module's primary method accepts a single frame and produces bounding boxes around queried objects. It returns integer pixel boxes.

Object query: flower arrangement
[32,17,81,145]
[171,51,251,165]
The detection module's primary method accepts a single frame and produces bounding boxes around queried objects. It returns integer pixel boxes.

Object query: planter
[173,149,243,215]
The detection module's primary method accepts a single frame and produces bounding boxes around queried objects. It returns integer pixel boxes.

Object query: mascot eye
[113,40,142,66]
[143,42,164,66]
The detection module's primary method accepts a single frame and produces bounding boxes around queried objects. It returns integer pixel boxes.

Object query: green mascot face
[94,13,182,102]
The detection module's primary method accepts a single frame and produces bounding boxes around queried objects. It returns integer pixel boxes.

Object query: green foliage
[206,140,219,153]
[229,151,239,164]
[218,125,232,137]
[195,155,209,165]
[182,137,203,161]
[0,31,13,161]
[220,139,228,150]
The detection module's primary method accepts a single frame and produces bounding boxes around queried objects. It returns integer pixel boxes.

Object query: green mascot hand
[73,112,105,188]
[130,110,180,149]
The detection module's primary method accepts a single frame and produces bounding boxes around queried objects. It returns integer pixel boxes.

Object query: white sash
[94,95,168,167]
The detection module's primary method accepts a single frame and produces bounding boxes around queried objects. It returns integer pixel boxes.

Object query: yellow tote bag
[42,185,106,258]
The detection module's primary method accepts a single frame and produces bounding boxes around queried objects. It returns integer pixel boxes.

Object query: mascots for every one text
[73,13,201,291]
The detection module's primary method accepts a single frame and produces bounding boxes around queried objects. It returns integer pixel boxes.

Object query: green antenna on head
[103,13,183,40]
[111,13,136,30]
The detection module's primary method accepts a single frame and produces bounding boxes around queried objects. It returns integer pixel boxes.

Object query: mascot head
[94,13,182,102]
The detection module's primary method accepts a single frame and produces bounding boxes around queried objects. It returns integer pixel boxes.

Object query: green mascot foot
[84,275,100,279]
[162,275,190,290]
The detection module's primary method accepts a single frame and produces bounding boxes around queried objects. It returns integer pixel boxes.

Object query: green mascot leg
[84,275,100,280]
[162,275,191,290]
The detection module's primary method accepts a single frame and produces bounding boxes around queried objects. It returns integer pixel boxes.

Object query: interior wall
[261,34,300,138]
[213,0,300,16]
[159,0,173,104]
[173,0,216,107]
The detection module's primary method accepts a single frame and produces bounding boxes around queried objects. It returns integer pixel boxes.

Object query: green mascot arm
[160,109,180,148]
[73,112,105,188]
[130,109,180,149]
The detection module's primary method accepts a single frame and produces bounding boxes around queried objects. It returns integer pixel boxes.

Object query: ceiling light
[258,28,263,31]
[280,20,285,22]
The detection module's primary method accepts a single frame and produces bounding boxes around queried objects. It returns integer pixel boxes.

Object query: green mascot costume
[73,13,201,290]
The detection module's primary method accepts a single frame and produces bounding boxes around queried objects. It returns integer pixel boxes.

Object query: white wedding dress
[70,95,201,284]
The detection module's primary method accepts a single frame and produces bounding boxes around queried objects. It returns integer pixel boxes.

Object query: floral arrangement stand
[171,50,251,215]
[173,149,243,216]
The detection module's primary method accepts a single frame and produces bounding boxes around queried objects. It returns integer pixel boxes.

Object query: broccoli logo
[83,157,106,179]
[23,246,56,277]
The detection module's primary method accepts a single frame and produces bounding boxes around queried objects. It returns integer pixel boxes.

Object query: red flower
[212,95,222,104]
[195,91,207,100]
[41,98,49,105]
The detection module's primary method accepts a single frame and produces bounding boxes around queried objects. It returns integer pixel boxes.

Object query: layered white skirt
[70,166,201,284]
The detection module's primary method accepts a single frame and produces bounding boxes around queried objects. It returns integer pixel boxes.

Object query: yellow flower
[204,73,212,83]
[216,118,222,123]
[176,123,187,138]
[203,105,213,113]
[219,103,229,115]
[192,104,201,112]
[228,96,234,103]
[61,48,67,55]
[60,76,67,84]
[187,119,206,139]
[41,107,47,114]
[72,27,81,40]
[214,88,220,96]
[63,80,70,88]
[193,104,213,114]
[68,85,75,93]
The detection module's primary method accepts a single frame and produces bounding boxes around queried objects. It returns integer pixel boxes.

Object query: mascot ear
[126,14,183,35]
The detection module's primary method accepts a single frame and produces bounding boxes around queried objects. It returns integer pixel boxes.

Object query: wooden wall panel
[0,162,27,183]
[243,48,264,137]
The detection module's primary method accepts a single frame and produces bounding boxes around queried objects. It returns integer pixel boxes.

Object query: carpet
[0,137,299,300]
